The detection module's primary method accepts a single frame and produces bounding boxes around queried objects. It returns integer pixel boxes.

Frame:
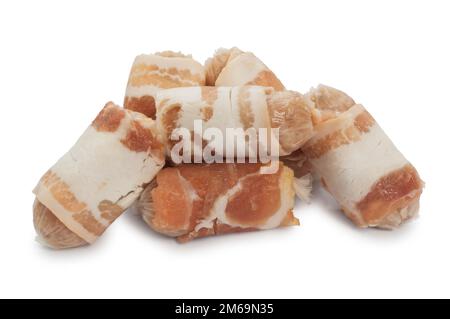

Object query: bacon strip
[138,162,298,242]
[205,47,284,90]
[33,103,165,247]
[303,86,424,228]
[156,86,313,157]
[124,51,205,118]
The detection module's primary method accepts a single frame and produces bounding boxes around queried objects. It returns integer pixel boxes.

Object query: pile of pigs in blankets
[32,48,424,249]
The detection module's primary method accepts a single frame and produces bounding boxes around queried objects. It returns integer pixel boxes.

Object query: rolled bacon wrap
[205,48,314,197]
[302,89,424,229]
[155,86,313,157]
[33,103,165,248]
[124,51,205,118]
[205,47,284,90]
[138,162,298,242]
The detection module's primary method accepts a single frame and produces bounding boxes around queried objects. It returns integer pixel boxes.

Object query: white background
[0,0,449,298]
